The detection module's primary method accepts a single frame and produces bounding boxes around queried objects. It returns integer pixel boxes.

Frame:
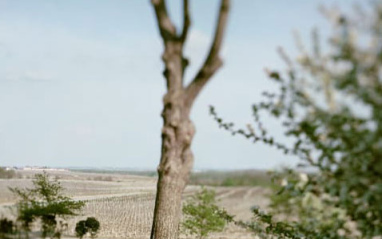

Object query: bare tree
[149,0,230,238]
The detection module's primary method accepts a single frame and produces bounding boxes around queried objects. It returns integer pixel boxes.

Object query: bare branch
[151,0,177,42]
[179,0,191,43]
[185,0,230,107]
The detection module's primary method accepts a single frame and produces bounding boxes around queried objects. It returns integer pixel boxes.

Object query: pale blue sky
[0,0,357,169]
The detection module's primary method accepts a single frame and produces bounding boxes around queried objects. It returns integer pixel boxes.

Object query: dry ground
[0,170,269,239]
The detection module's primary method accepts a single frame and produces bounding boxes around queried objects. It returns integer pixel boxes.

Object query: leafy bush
[181,188,227,239]
[75,220,87,239]
[0,217,16,238]
[75,217,100,239]
[9,171,84,238]
[85,217,100,238]
[211,1,382,238]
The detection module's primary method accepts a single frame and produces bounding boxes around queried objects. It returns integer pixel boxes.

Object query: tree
[75,217,100,239]
[211,2,382,238]
[181,188,227,239]
[10,172,85,238]
[149,1,230,238]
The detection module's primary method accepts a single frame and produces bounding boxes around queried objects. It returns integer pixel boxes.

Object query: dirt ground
[0,170,269,239]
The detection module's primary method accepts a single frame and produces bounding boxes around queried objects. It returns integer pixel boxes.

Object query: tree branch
[185,0,230,107]
[179,0,191,44]
[151,0,177,42]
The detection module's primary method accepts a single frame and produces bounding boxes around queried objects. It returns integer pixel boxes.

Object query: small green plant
[9,171,84,239]
[75,217,100,239]
[0,217,16,238]
[75,221,87,239]
[181,188,226,239]
[85,217,100,238]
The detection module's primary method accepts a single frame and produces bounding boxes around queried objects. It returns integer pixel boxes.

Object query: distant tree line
[189,170,272,188]
[0,167,19,179]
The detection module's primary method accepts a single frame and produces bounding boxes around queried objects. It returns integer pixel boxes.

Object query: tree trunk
[150,90,195,239]
[149,1,229,238]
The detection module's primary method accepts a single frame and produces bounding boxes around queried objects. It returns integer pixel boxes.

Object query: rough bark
[149,1,230,238]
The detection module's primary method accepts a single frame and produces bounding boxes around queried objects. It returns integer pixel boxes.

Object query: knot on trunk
[162,91,186,127]
[177,120,195,145]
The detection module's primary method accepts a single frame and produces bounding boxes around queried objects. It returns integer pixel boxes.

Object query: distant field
[73,168,273,187]
[189,169,273,188]
[0,169,269,239]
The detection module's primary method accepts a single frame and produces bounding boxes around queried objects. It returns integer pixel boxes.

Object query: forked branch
[152,0,191,45]
[151,0,177,42]
[185,0,230,107]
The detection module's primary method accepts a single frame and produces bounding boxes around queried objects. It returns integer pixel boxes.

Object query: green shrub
[0,217,15,237]
[181,188,226,239]
[75,217,100,239]
[85,217,100,238]
[9,171,84,238]
[75,221,87,239]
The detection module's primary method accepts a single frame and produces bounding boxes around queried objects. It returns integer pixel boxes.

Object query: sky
[0,0,358,170]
